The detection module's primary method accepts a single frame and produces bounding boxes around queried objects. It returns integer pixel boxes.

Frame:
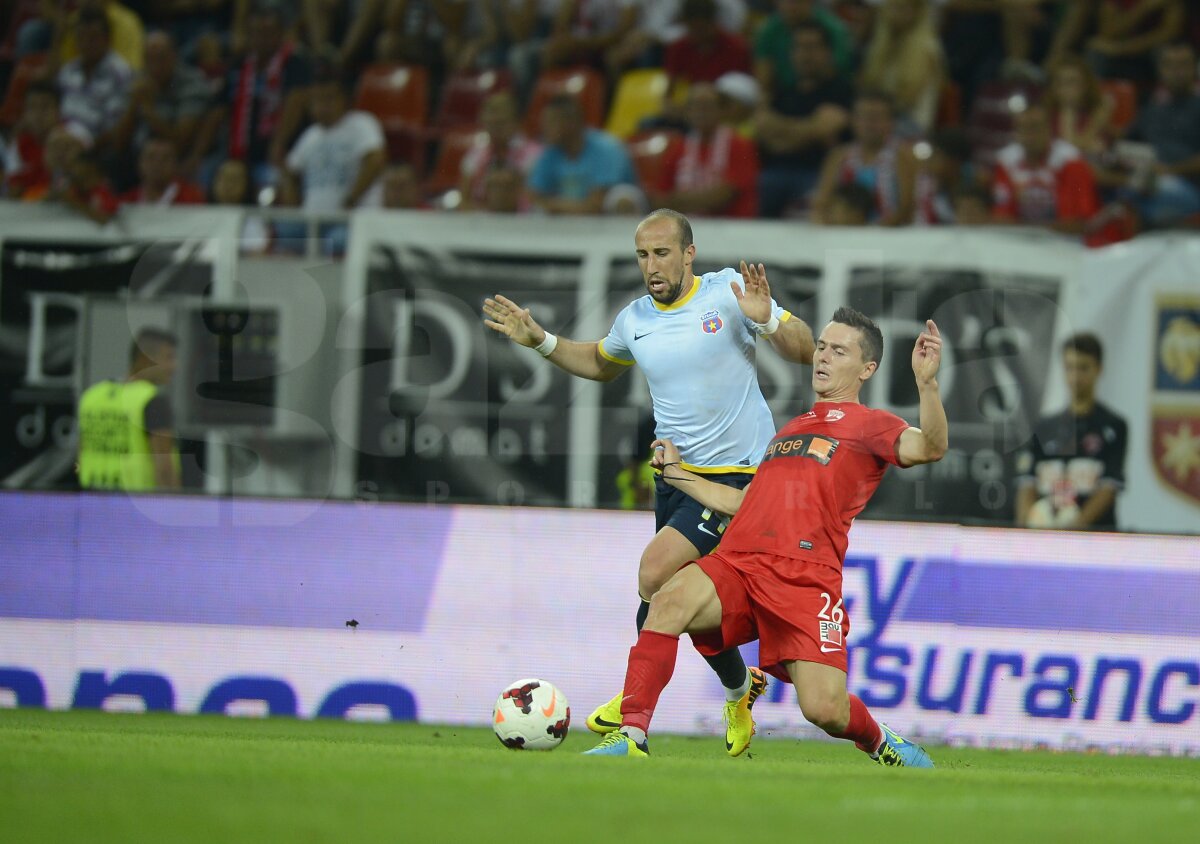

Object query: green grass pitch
[2,709,1197,843]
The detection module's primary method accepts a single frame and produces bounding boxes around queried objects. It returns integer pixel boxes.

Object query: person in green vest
[77,328,181,491]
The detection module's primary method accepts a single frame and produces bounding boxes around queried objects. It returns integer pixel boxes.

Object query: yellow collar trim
[653,275,701,311]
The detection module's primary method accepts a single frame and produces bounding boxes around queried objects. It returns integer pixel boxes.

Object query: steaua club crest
[1151,297,1200,504]
[700,310,724,334]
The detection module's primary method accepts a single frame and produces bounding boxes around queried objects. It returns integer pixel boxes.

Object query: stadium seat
[627,130,682,192]
[434,68,512,130]
[524,67,607,135]
[426,128,482,195]
[967,80,1043,167]
[355,63,432,173]
[1101,79,1137,132]
[0,51,46,129]
[605,68,669,139]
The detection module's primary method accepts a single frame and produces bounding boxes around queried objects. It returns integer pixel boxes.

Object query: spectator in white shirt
[277,59,387,253]
[57,8,133,151]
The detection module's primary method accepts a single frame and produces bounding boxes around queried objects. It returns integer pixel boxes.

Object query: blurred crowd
[1,0,1199,249]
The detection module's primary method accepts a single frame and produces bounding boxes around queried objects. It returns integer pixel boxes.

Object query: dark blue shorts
[654,472,754,555]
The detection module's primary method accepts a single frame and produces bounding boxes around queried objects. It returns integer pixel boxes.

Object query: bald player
[483,208,814,756]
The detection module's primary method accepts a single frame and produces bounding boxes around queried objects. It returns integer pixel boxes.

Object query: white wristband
[534,332,559,357]
[752,314,780,336]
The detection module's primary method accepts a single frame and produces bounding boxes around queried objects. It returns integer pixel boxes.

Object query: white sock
[724,669,751,703]
[620,726,647,746]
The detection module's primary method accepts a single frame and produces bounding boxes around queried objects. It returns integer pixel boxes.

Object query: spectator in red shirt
[651,82,759,218]
[664,0,752,94]
[4,81,61,199]
[457,91,541,211]
[992,103,1124,246]
[993,103,1097,230]
[119,136,206,206]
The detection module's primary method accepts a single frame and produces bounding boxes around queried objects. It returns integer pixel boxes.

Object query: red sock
[619,630,680,734]
[831,694,884,754]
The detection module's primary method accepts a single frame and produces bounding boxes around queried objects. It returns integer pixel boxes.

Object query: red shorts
[689,550,849,683]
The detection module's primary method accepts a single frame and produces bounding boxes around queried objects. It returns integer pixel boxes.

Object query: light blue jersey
[599,268,792,473]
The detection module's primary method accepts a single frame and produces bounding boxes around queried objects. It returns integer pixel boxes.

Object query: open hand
[912,319,942,385]
[732,261,773,324]
[482,294,545,348]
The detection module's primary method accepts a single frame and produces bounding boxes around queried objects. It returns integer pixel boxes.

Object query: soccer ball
[492,678,570,750]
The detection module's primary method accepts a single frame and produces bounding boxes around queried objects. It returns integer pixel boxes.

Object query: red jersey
[718,401,909,570]
[657,127,759,218]
[992,139,1098,225]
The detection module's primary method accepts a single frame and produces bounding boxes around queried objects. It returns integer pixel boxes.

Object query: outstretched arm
[896,320,948,466]
[482,294,628,382]
[733,261,815,364]
[652,439,748,517]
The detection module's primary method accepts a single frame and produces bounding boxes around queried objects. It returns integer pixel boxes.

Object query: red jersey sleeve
[1056,159,1099,222]
[862,409,911,467]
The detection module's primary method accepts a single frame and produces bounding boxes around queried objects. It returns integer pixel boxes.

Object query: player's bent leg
[589,529,703,736]
[585,566,725,757]
[637,526,701,600]
[644,563,724,635]
[784,660,933,768]
[787,660,851,735]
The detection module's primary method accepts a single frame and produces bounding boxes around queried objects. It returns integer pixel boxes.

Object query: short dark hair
[830,306,884,365]
[1062,332,1102,365]
[130,328,177,366]
[793,21,833,49]
[640,208,694,251]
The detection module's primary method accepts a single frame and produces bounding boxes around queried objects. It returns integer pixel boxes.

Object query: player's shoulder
[701,266,741,288]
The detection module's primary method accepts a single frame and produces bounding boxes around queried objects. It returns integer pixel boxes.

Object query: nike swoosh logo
[697,524,718,537]
[634,331,655,340]
[820,643,842,653]
[540,688,558,717]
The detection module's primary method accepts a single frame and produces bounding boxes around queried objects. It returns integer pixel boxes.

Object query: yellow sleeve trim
[681,462,758,475]
[597,340,634,366]
[779,310,792,322]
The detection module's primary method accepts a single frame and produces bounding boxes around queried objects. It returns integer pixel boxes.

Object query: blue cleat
[874,723,934,768]
[583,731,649,758]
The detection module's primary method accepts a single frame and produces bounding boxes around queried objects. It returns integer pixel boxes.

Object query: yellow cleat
[724,666,768,757]
[586,691,624,734]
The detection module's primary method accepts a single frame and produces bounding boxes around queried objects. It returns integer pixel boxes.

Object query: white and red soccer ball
[492,678,570,750]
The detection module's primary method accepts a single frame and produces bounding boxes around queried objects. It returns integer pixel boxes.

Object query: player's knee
[637,551,677,598]
[642,583,693,634]
[799,695,850,735]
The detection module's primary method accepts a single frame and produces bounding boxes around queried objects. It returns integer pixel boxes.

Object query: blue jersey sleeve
[598,307,635,365]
